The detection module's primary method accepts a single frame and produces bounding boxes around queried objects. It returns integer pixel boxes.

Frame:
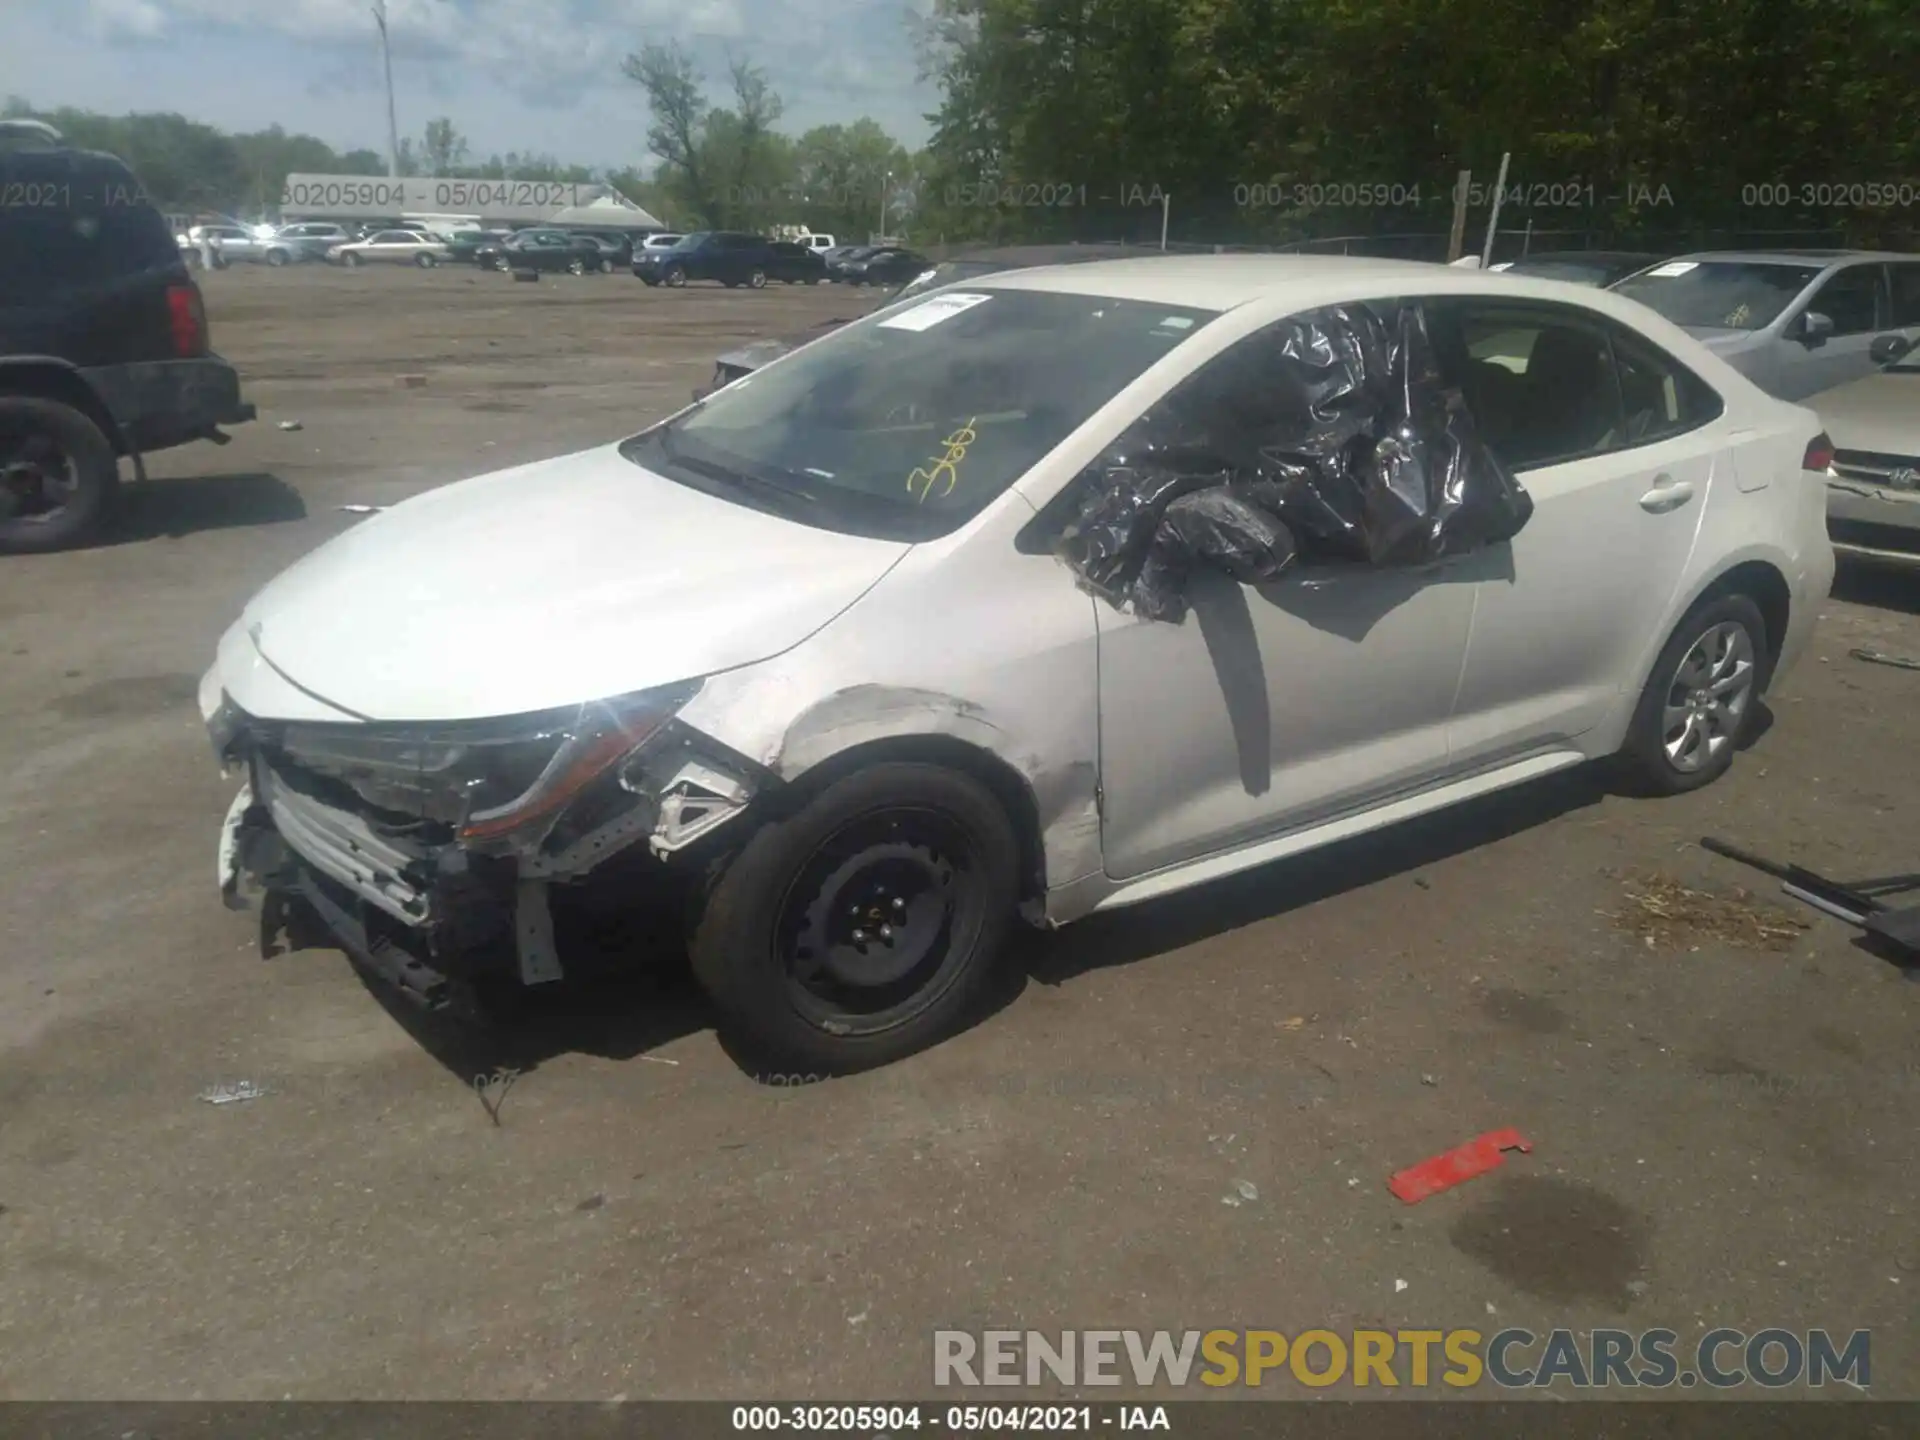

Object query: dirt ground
[0,262,1916,1401]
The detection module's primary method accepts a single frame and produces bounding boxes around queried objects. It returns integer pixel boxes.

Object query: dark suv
[632,231,821,288]
[0,122,256,552]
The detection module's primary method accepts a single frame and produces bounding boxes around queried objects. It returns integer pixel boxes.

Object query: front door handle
[1639,474,1696,513]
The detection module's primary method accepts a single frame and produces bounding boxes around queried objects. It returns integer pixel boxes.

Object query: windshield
[621,287,1217,541]
[1612,261,1822,330]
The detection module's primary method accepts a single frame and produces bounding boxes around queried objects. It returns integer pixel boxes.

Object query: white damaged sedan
[202,255,1835,1071]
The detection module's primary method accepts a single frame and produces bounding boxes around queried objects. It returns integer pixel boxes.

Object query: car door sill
[1082,748,1588,917]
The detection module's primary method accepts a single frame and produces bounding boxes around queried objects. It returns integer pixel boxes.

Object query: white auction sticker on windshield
[1646,261,1700,277]
[878,292,993,331]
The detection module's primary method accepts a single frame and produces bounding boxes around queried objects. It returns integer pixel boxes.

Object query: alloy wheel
[1662,620,1756,772]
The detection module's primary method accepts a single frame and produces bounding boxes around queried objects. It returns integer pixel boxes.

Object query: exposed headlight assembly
[273,680,702,850]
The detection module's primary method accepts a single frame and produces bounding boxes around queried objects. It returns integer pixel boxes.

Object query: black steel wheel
[690,762,1019,1073]
[0,396,119,554]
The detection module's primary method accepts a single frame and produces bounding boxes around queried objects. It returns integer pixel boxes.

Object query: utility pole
[1446,169,1471,261]
[1479,151,1512,269]
[373,0,401,179]
[1159,192,1170,250]
[877,169,891,241]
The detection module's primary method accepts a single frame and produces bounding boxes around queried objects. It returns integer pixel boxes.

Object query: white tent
[544,194,666,230]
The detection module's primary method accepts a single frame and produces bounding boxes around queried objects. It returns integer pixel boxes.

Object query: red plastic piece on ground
[1387,1128,1532,1204]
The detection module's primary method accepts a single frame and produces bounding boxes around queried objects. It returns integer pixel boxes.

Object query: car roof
[1506,250,1662,264]
[945,243,1184,267]
[969,253,1503,308]
[1654,249,1908,267]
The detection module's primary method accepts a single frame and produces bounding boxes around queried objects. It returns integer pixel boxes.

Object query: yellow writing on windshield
[907,418,979,503]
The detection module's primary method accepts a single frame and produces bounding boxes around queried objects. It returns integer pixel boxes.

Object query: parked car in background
[481,230,606,275]
[796,233,836,254]
[187,224,264,264]
[1490,251,1664,287]
[633,231,813,288]
[203,255,1832,1071]
[1,124,255,552]
[832,245,931,287]
[1610,251,1920,401]
[568,232,633,271]
[443,228,514,265]
[696,243,1178,397]
[328,230,452,268]
[824,245,879,280]
[1808,331,1920,565]
[766,241,827,284]
[262,223,353,266]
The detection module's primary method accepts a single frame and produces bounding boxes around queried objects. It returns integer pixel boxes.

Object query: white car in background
[327,229,452,268]
[202,256,1834,1073]
[1611,251,1920,401]
[1809,333,1920,564]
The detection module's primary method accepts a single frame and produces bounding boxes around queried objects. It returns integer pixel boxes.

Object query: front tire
[342,252,361,268]
[747,268,768,289]
[0,397,119,555]
[416,252,437,268]
[1619,593,1770,795]
[690,762,1019,1074]
[495,255,512,272]
[664,266,687,288]
[567,257,587,275]
[266,248,290,267]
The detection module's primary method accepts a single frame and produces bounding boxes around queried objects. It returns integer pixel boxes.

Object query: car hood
[1682,327,1768,354]
[1812,370,1920,455]
[237,445,911,722]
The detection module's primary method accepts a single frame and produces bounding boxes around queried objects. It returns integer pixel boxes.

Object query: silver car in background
[1611,250,1920,401]
[1809,333,1920,564]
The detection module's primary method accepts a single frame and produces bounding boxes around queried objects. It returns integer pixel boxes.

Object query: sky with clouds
[2,0,944,170]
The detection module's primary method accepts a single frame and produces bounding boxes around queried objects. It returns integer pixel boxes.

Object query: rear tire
[689,762,1019,1074]
[567,258,587,275]
[0,396,119,555]
[747,269,767,289]
[266,248,290,267]
[1618,592,1771,795]
[342,252,361,268]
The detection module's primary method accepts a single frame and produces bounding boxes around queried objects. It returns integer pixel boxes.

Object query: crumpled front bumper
[211,701,767,1006]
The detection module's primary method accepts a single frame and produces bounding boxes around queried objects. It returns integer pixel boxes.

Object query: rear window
[0,156,178,291]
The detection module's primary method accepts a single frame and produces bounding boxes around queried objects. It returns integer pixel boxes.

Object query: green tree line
[910,0,1920,248]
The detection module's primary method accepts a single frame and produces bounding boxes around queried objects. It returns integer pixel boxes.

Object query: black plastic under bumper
[80,355,257,454]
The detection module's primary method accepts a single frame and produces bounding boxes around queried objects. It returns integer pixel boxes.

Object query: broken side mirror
[1869,333,1913,365]
[1795,310,1835,346]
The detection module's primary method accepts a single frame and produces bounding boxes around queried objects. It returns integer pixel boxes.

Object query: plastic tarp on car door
[1056,302,1534,622]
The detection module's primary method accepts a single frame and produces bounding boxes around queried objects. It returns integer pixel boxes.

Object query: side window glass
[1888,265,1920,327]
[1806,266,1883,335]
[1437,305,1624,470]
[1606,324,1725,444]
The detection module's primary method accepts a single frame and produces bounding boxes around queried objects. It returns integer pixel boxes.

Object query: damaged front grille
[253,757,436,925]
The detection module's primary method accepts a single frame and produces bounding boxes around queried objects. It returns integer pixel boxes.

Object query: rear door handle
[1639,474,1695,513]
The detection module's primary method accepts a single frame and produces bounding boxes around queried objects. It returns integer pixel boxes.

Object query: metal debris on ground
[198,1080,268,1106]
[1388,1128,1532,1204]
[1603,873,1809,953]
[276,420,303,431]
[1849,647,1920,672]
[337,505,386,515]
[474,1066,520,1126]
[1222,1179,1259,1206]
